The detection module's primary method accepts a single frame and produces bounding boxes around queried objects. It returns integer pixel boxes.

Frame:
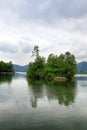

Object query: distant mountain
[13,64,28,72]
[13,62,87,73]
[77,62,87,73]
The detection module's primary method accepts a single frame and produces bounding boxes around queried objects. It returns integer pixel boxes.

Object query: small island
[27,46,77,81]
[0,61,14,74]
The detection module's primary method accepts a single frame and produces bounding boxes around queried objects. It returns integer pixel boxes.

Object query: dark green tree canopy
[0,61,14,73]
[27,46,77,80]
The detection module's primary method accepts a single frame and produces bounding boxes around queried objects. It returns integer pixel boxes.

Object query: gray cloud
[0,0,87,64]
[0,41,34,54]
[1,0,87,24]
[0,42,18,53]
[18,41,34,53]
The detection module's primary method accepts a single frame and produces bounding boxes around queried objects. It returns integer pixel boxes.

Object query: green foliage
[63,52,77,78]
[0,74,13,84]
[26,78,76,107]
[0,61,14,73]
[27,56,45,79]
[32,45,39,61]
[27,46,77,80]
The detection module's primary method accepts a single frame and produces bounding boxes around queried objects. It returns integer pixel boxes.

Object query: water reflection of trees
[27,78,77,107]
[27,79,44,108]
[0,74,13,84]
[45,81,76,106]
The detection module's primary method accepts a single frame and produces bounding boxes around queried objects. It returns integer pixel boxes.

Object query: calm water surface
[0,73,87,130]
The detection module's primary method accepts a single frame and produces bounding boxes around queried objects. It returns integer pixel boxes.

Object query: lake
[0,73,87,130]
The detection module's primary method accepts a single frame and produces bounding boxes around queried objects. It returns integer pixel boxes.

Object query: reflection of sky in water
[0,73,87,130]
[75,74,87,81]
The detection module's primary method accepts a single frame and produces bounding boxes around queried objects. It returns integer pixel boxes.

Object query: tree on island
[27,45,77,80]
[27,45,45,79]
[32,45,39,60]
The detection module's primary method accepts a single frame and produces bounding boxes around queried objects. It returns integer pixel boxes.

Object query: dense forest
[0,61,14,73]
[27,46,77,80]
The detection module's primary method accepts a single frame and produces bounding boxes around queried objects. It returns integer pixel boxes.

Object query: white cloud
[0,0,87,65]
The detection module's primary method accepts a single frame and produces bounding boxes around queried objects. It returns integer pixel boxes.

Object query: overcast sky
[0,0,87,65]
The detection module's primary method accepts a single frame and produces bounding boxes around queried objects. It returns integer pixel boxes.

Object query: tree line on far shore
[27,45,77,80]
[0,61,14,73]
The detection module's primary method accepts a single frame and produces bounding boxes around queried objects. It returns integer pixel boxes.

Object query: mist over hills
[13,62,87,73]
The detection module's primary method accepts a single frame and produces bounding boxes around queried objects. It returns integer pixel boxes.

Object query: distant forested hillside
[13,64,28,72]
[13,62,87,73]
[77,62,87,73]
